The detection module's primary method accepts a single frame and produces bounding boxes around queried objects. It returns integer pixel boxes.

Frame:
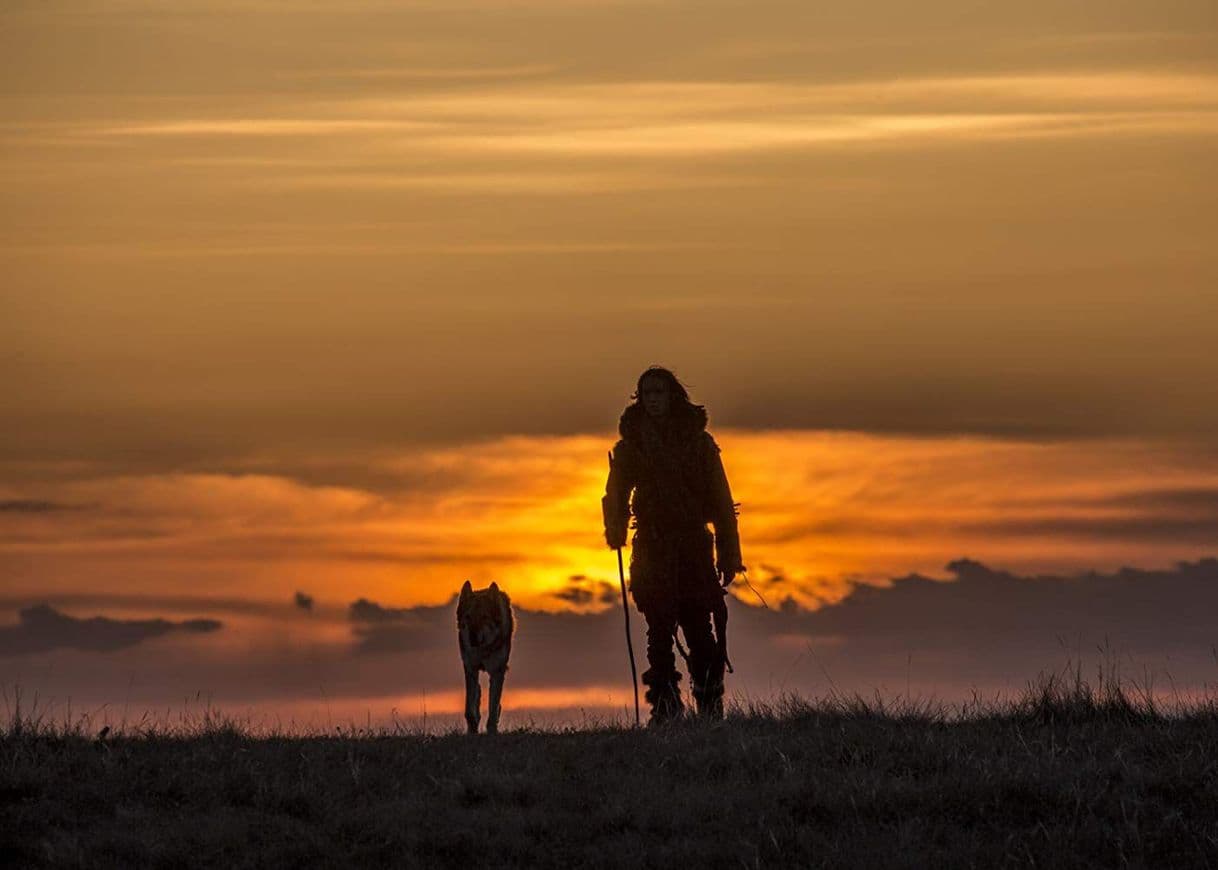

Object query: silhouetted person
[603,367,743,723]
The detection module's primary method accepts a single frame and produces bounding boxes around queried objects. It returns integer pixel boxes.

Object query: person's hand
[718,566,739,587]
[605,526,627,550]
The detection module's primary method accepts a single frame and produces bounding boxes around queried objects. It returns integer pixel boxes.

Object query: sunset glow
[4,432,1216,612]
[3,0,1216,726]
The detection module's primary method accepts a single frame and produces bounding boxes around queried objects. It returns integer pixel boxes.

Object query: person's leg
[679,603,724,719]
[675,530,726,719]
[640,606,684,724]
[630,532,685,723]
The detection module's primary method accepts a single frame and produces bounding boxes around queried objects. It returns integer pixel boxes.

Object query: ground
[3,676,1217,868]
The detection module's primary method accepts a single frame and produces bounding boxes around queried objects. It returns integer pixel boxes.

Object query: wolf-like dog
[457,580,513,734]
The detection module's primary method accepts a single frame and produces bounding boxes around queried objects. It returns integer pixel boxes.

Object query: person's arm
[705,434,743,583]
[602,440,634,549]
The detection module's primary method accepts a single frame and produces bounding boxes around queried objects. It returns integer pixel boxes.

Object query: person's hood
[618,402,708,443]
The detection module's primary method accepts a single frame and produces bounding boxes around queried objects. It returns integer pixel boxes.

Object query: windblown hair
[630,366,706,419]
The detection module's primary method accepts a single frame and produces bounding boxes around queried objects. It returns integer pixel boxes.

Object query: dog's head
[457,580,513,646]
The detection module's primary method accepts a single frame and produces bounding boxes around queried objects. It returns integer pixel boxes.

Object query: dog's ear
[458,580,473,613]
[489,581,499,592]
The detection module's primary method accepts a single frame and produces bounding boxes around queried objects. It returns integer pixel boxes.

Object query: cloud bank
[0,605,221,656]
[3,555,1216,726]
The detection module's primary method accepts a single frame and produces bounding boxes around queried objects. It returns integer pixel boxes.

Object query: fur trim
[618,402,708,443]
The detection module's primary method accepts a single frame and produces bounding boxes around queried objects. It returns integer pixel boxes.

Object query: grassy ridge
[3,672,1218,869]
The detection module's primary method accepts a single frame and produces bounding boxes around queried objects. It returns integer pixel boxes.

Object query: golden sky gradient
[4,431,1217,611]
[5,0,1218,453]
[2,0,1217,724]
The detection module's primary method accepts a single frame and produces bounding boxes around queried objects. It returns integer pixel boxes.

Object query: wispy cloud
[70,73,1218,161]
[432,113,1128,156]
[0,499,79,513]
[4,433,1218,614]
[0,240,696,258]
[275,64,560,82]
[98,119,442,137]
[257,170,742,194]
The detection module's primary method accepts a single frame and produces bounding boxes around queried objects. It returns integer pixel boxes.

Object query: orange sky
[2,0,1217,726]
[4,1,1218,455]
[4,431,1218,612]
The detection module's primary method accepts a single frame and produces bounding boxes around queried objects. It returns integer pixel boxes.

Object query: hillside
[3,677,1217,869]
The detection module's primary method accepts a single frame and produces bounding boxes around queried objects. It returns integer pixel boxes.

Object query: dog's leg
[487,668,506,735]
[464,669,481,734]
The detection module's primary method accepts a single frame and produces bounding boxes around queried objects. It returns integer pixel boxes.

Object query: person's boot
[642,669,684,726]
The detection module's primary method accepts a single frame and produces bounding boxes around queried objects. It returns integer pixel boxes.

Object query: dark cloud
[324,549,526,566]
[781,557,1218,646]
[976,487,1218,545]
[748,517,930,546]
[0,593,288,618]
[7,556,1218,720]
[750,485,1218,549]
[551,587,594,605]
[551,576,619,606]
[343,555,1218,680]
[342,556,1218,703]
[349,597,412,624]
[348,598,455,655]
[148,535,528,567]
[294,591,314,612]
[0,499,77,513]
[959,487,1218,545]
[964,516,1218,543]
[719,556,1218,700]
[1088,487,1218,512]
[0,604,221,656]
[755,565,787,582]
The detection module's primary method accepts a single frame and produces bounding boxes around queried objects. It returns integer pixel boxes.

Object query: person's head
[633,366,691,419]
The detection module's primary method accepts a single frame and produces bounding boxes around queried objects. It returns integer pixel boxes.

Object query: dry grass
[3,665,1217,868]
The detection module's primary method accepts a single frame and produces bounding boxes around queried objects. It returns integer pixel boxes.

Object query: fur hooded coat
[602,402,742,585]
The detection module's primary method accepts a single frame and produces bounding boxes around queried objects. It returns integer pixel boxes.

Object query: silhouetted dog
[457,580,513,734]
